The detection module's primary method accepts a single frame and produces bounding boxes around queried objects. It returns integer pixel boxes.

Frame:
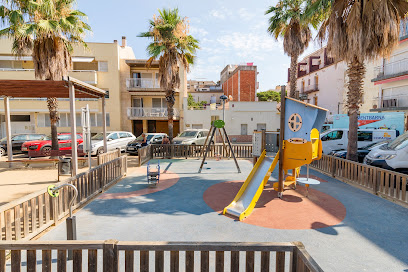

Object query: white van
[365,131,408,171]
[321,129,397,154]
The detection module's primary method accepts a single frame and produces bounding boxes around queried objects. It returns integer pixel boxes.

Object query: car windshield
[136,134,154,141]
[178,131,197,137]
[92,133,105,140]
[361,140,388,150]
[387,131,408,150]
[57,134,71,140]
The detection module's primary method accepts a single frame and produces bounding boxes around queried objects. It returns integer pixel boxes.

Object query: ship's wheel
[288,113,302,132]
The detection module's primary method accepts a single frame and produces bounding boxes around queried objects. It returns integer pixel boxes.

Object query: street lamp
[220,95,228,121]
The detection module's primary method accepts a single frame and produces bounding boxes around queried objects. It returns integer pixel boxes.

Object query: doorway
[132,120,143,137]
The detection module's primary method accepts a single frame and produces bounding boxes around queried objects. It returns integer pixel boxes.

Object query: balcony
[126,78,162,92]
[302,84,319,94]
[371,87,408,111]
[127,107,180,120]
[0,68,97,84]
[69,70,97,85]
[372,58,408,82]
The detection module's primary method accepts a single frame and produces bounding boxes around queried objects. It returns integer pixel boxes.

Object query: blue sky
[77,0,321,92]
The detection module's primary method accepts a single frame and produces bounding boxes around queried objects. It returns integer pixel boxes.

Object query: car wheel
[97,147,104,155]
[41,146,52,156]
[0,147,6,156]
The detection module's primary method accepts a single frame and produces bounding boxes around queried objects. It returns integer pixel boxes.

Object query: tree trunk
[346,57,365,162]
[47,97,59,151]
[289,54,298,98]
[166,90,175,141]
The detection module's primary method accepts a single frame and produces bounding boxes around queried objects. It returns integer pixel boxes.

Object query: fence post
[331,157,336,177]
[103,239,118,272]
[171,144,174,159]
[52,197,58,226]
[373,168,379,195]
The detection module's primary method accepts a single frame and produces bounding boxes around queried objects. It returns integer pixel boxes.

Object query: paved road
[40,158,408,271]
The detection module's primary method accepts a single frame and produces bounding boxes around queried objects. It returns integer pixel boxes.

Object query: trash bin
[58,157,72,176]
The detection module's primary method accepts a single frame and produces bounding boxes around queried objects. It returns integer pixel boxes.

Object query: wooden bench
[7,157,88,168]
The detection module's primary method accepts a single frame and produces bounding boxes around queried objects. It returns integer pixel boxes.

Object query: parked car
[364,131,408,172]
[173,129,209,145]
[126,133,168,155]
[330,140,390,163]
[0,133,46,156]
[321,129,397,154]
[21,133,83,154]
[84,131,136,155]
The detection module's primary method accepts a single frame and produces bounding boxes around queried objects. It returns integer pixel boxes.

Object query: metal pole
[278,85,286,199]
[69,81,78,176]
[4,97,12,162]
[102,96,107,153]
[198,126,216,173]
[222,99,225,121]
[86,104,92,171]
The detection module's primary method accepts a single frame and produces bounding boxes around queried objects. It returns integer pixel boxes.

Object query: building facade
[0,36,187,138]
[221,64,258,102]
[183,100,279,142]
[369,21,408,121]
[187,80,223,106]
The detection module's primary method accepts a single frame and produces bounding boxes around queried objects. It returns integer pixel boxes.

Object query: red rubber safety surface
[99,168,179,200]
[203,180,346,230]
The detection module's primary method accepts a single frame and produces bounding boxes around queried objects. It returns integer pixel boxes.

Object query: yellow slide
[223,150,279,221]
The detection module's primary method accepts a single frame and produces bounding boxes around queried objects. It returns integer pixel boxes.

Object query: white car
[82,131,136,155]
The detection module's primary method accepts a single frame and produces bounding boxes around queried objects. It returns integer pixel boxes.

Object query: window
[108,133,119,140]
[28,134,45,140]
[11,115,30,122]
[133,98,143,108]
[119,132,129,138]
[241,124,248,135]
[12,135,28,141]
[308,79,310,85]
[322,131,343,141]
[152,98,166,108]
[313,96,318,106]
[198,132,204,138]
[98,61,108,72]
[257,123,266,131]
[192,124,203,129]
[126,133,133,138]
[357,131,373,142]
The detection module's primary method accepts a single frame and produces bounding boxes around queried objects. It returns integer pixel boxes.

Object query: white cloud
[209,6,232,20]
[237,8,256,21]
[189,26,208,38]
[216,32,281,53]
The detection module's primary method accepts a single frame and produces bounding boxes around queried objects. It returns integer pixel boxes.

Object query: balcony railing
[127,107,179,119]
[373,58,408,80]
[126,78,161,90]
[301,84,319,94]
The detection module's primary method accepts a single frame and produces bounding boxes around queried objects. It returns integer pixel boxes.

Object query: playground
[40,158,408,271]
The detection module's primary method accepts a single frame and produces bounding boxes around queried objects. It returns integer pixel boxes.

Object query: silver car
[81,131,136,155]
[173,129,209,145]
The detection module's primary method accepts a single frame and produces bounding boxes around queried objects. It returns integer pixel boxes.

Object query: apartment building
[187,80,223,105]
[0,37,136,138]
[289,48,346,119]
[221,63,258,102]
[0,36,188,139]
[369,20,408,117]
[120,58,187,137]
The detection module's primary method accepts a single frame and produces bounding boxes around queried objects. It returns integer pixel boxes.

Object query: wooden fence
[97,149,122,165]
[0,240,323,272]
[150,144,253,160]
[138,146,153,166]
[311,154,408,206]
[0,156,127,242]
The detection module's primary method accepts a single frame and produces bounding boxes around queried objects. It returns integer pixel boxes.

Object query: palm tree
[308,0,408,161]
[0,0,91,151]
[266,0,316,98]
[139,8,199,141]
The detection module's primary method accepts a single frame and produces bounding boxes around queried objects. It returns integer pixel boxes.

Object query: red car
[21,133,83,154]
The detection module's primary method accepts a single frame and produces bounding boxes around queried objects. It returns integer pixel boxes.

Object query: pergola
[0,77,108,176]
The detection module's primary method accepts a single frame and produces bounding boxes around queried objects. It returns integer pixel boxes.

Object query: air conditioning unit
[382,98,398,108]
